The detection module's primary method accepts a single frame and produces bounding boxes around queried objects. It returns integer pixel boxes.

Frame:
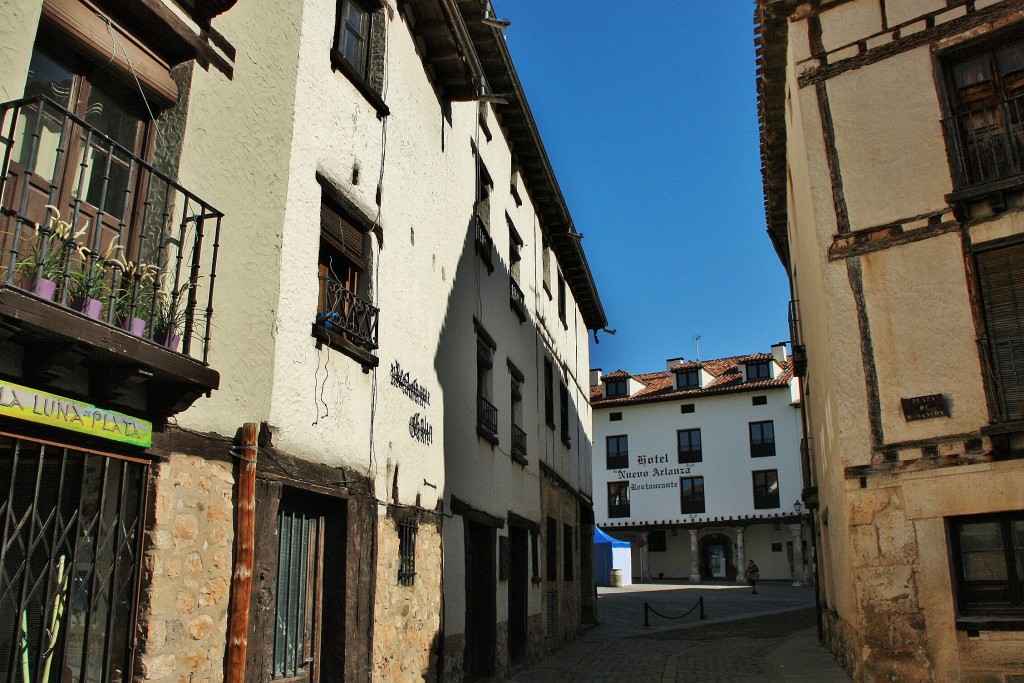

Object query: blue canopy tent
[593,527,631,586]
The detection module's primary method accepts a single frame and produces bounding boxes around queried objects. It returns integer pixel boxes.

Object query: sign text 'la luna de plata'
[0,380,152,448]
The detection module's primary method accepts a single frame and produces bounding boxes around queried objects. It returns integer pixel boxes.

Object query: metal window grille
[546,590,558,639]
[272,507,321,681]
[398,518,418,587]
[0,433,149,683]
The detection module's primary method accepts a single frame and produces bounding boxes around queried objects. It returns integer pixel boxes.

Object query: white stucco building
[0,0,604,680]
[591,345,809,583]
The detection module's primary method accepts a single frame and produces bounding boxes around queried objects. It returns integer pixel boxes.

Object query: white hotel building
[591,345,810,583]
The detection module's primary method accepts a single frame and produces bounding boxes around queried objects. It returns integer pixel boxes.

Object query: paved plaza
[513,582,850,682]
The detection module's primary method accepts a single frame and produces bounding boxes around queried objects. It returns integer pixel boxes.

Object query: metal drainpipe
[439,0,489,97]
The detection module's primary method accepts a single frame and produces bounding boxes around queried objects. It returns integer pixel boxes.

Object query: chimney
[771,343,787,365]
[666,358,685,372]
[590,368,602,387]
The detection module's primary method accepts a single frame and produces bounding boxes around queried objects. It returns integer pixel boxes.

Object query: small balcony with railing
[510,277,526,322]
[943,96,1024,214]
[0,95,221,420]
[750,438,776,458]
[314,270,380,368]
[511,423,527,464]
[477,395,498,444]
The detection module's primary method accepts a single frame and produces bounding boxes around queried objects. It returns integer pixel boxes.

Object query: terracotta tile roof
[591,353,794,407]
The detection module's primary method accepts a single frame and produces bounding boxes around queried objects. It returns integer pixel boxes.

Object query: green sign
[0,380,152,448]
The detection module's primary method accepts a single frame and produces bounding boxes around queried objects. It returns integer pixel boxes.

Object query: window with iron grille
[541,239,551,296]
[749,420,776,458]
[509,361,526,461]
[0,434,148,683]
[546,517,558,580]
[677,428,702,464]
[397,518,418,586]
[948,511,1024,615]
[563,524,574,581]
[648,529,667,552]
[942,38,1024,191]
[976,242,1024,421]
[477,322,497,443]
[608,481,630,518]
[475,159,494,271]
[680,476,705,514]
[606,435,628,470]
[752,469,780,510]
[531,530,540,580]
[317,189,378,354]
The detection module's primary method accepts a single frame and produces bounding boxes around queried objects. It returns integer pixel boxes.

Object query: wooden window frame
[607,481,630,519]
[605,379,628,398]
[676,369,699,390]
[680,476,705,514]
[606,434,628,470]
[752,469,780,510]
[749,420,776,458]
[330,0,389,117]
[949,511,1024,624]
[677,428,702,464]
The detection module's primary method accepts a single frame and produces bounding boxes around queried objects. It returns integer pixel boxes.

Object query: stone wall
[539,470,583,653]
[136,453,236,682]
[372,511,443,682]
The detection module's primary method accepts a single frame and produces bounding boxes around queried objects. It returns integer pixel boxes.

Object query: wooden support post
[226,422,258,683]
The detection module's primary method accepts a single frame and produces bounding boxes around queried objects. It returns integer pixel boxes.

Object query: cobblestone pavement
[512,582,850,682]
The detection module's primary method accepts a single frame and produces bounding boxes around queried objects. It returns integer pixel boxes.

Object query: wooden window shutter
[41,0,178,107]
[977,243,1024,419]
[321,200,366,270]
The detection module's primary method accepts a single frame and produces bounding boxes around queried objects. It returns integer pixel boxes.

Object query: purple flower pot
[120,316,147,337]
[30,277,57,301]
[74,297,104,320]
[155,331,181,352]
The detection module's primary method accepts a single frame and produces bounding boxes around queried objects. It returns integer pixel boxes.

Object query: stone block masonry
[372,512,443,681]
[136,453,236,681]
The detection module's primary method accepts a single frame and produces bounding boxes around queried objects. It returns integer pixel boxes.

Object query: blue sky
[492,1,791,374]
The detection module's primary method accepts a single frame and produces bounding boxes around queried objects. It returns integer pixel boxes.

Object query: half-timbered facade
[758,0,1024,679]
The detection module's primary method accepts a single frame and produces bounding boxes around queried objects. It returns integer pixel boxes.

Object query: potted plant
[152,281,192,351]
[111,259,156,337]
[15,206,86,301]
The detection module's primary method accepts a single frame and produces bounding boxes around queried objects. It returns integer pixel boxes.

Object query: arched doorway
[698,533,736,580]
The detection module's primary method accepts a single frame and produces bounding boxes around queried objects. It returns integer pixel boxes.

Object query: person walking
[746,560,760,594]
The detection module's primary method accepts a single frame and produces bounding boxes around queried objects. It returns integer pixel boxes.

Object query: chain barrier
[643,596,706,627]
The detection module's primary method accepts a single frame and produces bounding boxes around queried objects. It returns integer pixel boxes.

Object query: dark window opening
[544,358,555,428]
[752,469,780,509]
[606,435,628,470]
[559,380,571,447]
[680,476,706,514]
[648,529,667,552]
[752,395,768,406]
[746,361,771,381]
[677,428,702,464]
[942,39,1024,190]
[398,518,418,586]
[563,524,574,581]
[477,326,497,443]
[557,271,567,325]
[608,481,630,518]
[976,242,1024,421]
[749,420,776,458]
[546,517,558,580]
[676,370,699,389]
[609,411,623,421]
[605,379,628,398]
[680,404,695,414]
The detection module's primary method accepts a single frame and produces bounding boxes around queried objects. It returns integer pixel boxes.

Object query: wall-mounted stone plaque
[900,394,949,422]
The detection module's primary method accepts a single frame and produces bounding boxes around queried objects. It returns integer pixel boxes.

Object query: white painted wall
[593,383,803,527]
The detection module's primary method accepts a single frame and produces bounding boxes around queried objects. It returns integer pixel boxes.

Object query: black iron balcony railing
[511,423,527,458]
[788,298,800,345]
[475,216,493,271]
[510,278,526,321]
[477,395,498,437]
[754,489,781,510]
[750,439,776,458]
[678,447,702,464]
[681,494,705,515]
[316,274,379,351]
[943,96,1024,190]
[607,503,630,519]
[980,333,1024,422]
[0,95,223,363]
[606,451,628,470]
